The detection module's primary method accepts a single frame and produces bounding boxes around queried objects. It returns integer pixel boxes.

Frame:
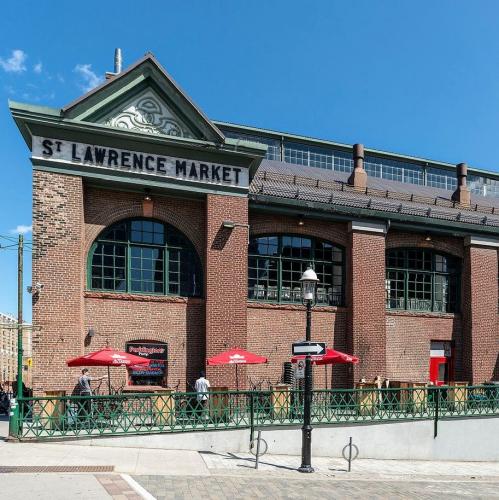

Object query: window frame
[248,234,345,306]
[385,248,461,313]
[87,218,202,298]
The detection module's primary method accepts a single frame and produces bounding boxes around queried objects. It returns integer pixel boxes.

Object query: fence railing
[10,384,499,440]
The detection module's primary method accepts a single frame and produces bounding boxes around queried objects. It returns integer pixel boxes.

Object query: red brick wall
[462,245,499,383]
[247,303,348,389]
[386,311,462,381]
[249,213,348,247]
[81,186,207,393]
[31,173,497,393]
[205,194,249,388]
[246,213,350,388]
[386,232,463,258]
[83,294,204,392]
[84,187,205,259]
[348,230,387,382]
[32,171,85,395]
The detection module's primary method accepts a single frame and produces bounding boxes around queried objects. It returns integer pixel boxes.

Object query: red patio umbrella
[292,348,359,389]
[207,348,268,390]
[292,348,359,366]
[67,347,150,394]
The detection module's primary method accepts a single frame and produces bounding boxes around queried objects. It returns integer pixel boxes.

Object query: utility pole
[17,234,24,402]
[9,234,24,438]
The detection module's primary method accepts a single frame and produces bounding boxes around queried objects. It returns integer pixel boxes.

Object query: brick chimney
[348,143,367,190]
[451,162,471,206]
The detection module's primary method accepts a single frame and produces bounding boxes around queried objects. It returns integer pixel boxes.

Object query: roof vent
[348,143,367,190]
[105,48,123,80]
[114,48,122,74]
[451,162,471,206]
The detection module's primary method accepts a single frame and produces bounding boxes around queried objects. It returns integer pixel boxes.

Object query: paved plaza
[2,418,499,498]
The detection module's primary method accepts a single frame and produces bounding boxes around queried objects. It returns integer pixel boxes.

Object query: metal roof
[250,160,499,230]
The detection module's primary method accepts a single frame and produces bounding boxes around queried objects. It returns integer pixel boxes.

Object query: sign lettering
[32,137,248,188]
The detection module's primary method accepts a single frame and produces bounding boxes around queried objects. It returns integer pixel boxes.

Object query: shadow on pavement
[199,450,298,472]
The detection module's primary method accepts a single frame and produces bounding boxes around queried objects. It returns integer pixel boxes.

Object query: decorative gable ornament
[101,89,195,138]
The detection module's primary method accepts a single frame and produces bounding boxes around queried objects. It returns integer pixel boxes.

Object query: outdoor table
[447,381,469,412]
[355,383,378,416]
[209,386,229,423]
[42,390,66,430]
[122,385,167,427]
[271,384,291,419]
[389,381,427,413]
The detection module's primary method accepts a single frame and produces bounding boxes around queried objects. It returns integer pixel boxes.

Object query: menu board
[125,342,168,379]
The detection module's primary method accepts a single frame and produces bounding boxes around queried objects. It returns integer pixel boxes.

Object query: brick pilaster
[32,171,85,395]
[205,194,249,389]
[347,221,387,383]
[462,241,498,383]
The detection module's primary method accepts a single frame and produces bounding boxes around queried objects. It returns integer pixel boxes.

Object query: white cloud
[33,62,42,74]
[10,225,32,235]
[0,49,27,73]
[74,63,102,92]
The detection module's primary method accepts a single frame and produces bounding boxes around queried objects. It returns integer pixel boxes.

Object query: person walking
[195,371,210,420]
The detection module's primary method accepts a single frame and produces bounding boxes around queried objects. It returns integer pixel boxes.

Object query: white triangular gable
[99,88,196,138]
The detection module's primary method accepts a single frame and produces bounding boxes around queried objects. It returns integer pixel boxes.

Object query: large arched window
[89,219,202,297]
[248,235,344,305]
[386,248,460,313]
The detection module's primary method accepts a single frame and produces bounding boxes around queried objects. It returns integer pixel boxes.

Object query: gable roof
[62,53,225,144]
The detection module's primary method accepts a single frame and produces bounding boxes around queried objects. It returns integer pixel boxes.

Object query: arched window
[88,219,202,297]
[386,248,460,313]
[248,235,344,305]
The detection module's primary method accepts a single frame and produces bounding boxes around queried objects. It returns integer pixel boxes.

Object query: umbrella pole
[235,364,239,391]
[325,365,327,390]
[107,366,111,395]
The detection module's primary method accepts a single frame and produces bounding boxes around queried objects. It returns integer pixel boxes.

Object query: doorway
[429,341,453,385]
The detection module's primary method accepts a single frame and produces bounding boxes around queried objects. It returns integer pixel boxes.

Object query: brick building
[0,312,32,390]
[9,53,498,395]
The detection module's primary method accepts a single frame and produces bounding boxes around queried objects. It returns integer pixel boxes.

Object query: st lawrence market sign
[32,137,248,188]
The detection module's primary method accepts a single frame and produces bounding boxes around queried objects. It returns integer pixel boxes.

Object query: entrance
[429,341,453,385]
[125,341,168,386]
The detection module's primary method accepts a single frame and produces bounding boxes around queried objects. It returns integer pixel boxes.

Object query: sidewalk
[1,435,499,480]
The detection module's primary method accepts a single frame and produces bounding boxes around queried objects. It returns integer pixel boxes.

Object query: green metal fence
[10,384,499,440]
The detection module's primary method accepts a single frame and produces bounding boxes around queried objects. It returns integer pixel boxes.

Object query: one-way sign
[292,341,326,356]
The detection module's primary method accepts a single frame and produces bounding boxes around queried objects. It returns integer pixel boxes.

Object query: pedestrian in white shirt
[195,371,210,419]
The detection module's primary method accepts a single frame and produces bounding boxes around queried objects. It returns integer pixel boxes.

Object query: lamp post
[298,267,318,473]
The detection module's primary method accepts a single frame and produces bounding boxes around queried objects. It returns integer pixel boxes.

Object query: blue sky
[1,0,499,320]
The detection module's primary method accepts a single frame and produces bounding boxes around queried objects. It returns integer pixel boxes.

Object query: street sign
[292,341,326,356]
[295,359,305,379]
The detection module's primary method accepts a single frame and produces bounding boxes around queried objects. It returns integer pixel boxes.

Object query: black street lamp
[298,267,319,473]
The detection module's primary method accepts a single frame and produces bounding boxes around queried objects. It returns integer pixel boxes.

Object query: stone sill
[386,309,460,319]
[84,291,204,304]
[247,301,346,313]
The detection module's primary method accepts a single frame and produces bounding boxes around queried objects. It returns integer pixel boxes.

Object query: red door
[429,356,448,386]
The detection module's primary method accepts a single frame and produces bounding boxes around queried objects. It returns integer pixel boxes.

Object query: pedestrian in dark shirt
[77,368,107,421]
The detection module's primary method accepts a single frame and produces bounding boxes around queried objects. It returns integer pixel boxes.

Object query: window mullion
[165,245,169,296]
[126,243,130,294]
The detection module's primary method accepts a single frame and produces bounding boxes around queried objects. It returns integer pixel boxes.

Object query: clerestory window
[385,248,460,313]
[88,219,202,297]
[248,235,344,305]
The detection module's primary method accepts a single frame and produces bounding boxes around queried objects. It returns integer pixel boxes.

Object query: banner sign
[32,136,248,188]
[125,341,168,378]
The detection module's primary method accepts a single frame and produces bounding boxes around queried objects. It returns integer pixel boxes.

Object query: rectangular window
[91,243,126,291]
[130,246,164,294]
[386,249,460,313]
